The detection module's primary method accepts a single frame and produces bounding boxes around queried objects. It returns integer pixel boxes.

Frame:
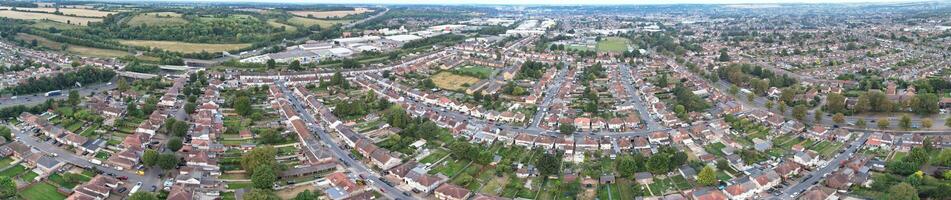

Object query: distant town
[0,1,949,200]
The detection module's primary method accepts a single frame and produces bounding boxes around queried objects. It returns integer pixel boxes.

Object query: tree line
[5,66,115,95]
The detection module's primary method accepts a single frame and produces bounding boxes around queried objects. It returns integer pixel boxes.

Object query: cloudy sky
[166,0,920,5]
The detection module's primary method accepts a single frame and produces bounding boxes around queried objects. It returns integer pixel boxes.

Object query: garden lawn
[419,149,448,164]
[648,177,674,196]
[0,157,14,168]
[227,181,253,189]
[21,182,65,200]
[22,171,39,181]
[598,184,621,200]
[0,164,27,177]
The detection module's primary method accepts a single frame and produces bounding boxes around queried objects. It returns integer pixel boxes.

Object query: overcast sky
[166,0,921,5]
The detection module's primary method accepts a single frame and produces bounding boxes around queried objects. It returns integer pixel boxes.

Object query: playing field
[0,10,101,25]
[0,7,116,17]
[289,8,372,18]
[287,17,351,28]
[596,37,630,53]
[431,72,481,91]
[119,40,252,53]
[126,12,187,26]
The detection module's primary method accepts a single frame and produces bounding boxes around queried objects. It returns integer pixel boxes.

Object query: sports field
[596,37,630,53]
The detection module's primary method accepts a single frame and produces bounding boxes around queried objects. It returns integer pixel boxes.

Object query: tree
[167,137,183,152]
[777,101,787,114]
[172,120,188,137]
[832,113,845,124]
[0,126,10,141]
[156,153,178,170]
[235,96,252,116]
[877,117,890,129]
[128,192,160,200]
[697,165,717,186]
[252,165,277,189]
[536,152,561,177]
[266,59,276,70]
[814,109,823,123]
[117,78,129,93]
[765,101,773,110]
[729,85,739,95]
[922,118,933,129]
[856,118,867,128]
[946,116,951,128]
[825,93,847,113]
[886,183,920,200]
[241,146,278,176]
[185,102,197,114]
[559,124,576,135]
[289,60,302,71]
[165,118,178,134]
[141,149,159,166]
[718,48,731,62]
[647,155,670,174]
[67,90,80,105]
[293,190,319,200]
[792,105,807,121]
[899,115,912,130]
[244,189,281,200]
[0,177,15,199]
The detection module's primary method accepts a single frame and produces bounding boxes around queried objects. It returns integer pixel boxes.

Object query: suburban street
[777,132,871,198]
[528,62,570,129]
[276,81,412,200]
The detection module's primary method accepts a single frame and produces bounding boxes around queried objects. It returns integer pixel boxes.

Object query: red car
[117,176,128,180]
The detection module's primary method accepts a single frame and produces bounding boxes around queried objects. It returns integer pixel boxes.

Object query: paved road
[618,63,663,130]
[275,81,412,200]
[9,125,163,193]
[528,62,570,129]
[0,82,117,108]
[776,132,870,199]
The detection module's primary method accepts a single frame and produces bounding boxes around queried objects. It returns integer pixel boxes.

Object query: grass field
[126,12,187,26]
[267,19,298,32]
[0,10,100,25]
[419,149,449,164]
[287,17,351,28]
[453,65,495,79]
[0,7,116,17]
[288,8,372,18]
[30,20,82,30]
[431,72,481,91]
[21,182,65,200]
[16,33,132,58]
[0,157,13,169]
[118,40,251,53]
[22,171,39,181]
[596,37,630,53]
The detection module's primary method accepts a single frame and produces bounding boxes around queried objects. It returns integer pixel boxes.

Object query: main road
[275,80,412,200]
[0,81,117,108]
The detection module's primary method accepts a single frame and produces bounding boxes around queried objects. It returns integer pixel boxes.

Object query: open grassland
[30,20,82,30]
[432,72,481,91]
[287,17,351,28]
[119,40,251,53]
[267,19,298,32]
[288,8,372,18]
[16,33,134,58]
[596,37,630,53]
[0,7,116,17]
[0,10,100,25]
[126,12,187,26]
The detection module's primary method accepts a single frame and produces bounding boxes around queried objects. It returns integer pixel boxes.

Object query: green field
[596,37,630,53]
[0,157,14,169]
[126,12,188,26]
[452,65,495,79]
[287,17,351,28]
[21,182,65,200]
[22,171,39,181]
